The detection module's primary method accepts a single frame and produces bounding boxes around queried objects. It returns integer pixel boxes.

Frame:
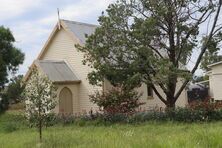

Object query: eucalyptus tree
[78,0,222,108]
[0,26,24,89]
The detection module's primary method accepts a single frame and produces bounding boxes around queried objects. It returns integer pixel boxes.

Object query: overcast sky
[0,0,115,75]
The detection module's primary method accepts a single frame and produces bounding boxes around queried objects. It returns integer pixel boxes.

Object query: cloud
[39,0,115,25]
[0,0,42,21]
[10,21,52,74]
[61,0,115,21]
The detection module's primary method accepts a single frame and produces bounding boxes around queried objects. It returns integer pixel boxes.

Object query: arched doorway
[59,87,73,114]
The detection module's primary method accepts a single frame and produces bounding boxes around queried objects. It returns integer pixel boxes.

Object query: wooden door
[59,87,73,114]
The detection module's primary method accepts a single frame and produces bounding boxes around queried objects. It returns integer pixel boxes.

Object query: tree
[201,32,222,71]
[23,67,57,142]
[0,26,24,90]
[77,0,222,108]
[3,75,25,104]
[0,75,25,113]
[192,75,209,83]
[201,51,222,71]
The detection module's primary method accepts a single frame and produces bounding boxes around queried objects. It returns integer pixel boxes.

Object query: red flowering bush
[90,87,144,115]
[189,98,222,111]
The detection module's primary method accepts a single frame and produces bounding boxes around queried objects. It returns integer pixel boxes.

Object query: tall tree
[78,0,222,108]
[0,26,24,90]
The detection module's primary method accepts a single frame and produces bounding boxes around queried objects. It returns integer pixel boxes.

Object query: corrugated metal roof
[35,60,80,83]
[62,20,98,44]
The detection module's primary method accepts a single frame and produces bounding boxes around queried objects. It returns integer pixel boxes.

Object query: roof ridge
[208,61,222,68]
[61,19,99,27]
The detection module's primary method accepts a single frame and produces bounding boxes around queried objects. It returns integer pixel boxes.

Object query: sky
[0,0,115,75]
[0,0,221,76]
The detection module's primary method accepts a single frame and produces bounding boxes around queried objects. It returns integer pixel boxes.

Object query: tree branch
[151,84,167,104]
[176,7,213,63]
[174,0,222,100]
[147,44,164,59]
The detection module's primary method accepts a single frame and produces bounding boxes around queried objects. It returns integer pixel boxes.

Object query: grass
[1,111,222,148]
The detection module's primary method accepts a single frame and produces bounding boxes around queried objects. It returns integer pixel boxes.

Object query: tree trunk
[166,101,175,109]
[166,95,176,109]
[39,117,42,143]
[38,103,42,143]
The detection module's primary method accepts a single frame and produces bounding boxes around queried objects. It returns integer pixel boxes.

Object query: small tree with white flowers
[23,67,57,142]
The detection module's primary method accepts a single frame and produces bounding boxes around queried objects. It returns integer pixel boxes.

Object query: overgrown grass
[1,111,222,148]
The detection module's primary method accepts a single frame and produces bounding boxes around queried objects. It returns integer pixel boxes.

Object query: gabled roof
[37,19,98,60]
[62,20,98,44]
[35,60,80,84]
[24,19,97,82]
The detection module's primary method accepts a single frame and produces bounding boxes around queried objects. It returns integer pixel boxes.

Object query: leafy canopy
[0,75,25,113]
[77,0,222,107]
[0,26,24,89]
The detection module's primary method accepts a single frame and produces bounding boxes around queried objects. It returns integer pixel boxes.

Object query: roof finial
[57,8,61,30]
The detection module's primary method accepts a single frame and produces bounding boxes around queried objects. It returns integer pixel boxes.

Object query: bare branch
[175,0,222,100]
[213,26,222,35]
[151,84,167,104]
[176,6,213,63]
[147,44,164,58]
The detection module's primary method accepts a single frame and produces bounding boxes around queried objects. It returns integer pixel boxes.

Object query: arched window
[59,87,73,114]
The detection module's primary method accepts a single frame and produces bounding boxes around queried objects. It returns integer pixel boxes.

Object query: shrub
[56,114,76,125]
[3,122,18,133]
[102,113,128,123]
[90,87,144,115]
[166,108,207,122]
[20,106,222,126]
[27,113,58,127]
[0,112,28,133]
[189,98,222,111]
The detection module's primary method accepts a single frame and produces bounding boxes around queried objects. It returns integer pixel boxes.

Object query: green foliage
[192,75,209,83]
[0,26,24,90]
[0,74,25,113]
[0,94,9,113]
[2,75,25,104]
[3,122,18,133]
[200,31,222,70]
[28,112,58,127]
[99,107,222,123]
[77,0,222,108]
[0,111,27,133]
[90,87,143,115]
[201,52,222,72]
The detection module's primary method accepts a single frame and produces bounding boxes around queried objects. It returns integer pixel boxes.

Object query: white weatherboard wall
[208,73,214,97]
[208,64,222,100]
[40,28,101,113]
[136,81,187,109]
[104,79,188,109]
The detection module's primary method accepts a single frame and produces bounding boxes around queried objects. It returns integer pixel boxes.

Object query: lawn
[1,111,222,148]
